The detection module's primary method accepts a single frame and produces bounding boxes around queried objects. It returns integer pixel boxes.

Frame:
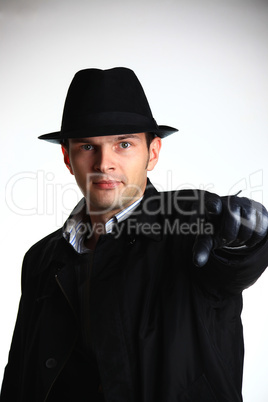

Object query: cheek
[69,158,89,187]
[70,154,91,173]
[126,159,148,185]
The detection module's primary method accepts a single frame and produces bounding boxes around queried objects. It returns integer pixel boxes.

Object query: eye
[81,144,94,151]
[119,142,130,149]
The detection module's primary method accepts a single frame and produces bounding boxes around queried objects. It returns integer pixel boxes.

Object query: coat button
[128,237,136,245]
[45,358,57,369]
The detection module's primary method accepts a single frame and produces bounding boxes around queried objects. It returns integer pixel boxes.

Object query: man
[1,67,268,402]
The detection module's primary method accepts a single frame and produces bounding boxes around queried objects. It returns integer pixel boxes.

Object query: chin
[89,198,120,213]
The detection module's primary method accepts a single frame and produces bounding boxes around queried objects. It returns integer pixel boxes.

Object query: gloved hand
[192,192,268,267]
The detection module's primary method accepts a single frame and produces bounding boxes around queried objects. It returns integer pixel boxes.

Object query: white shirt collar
[63,197,143,254]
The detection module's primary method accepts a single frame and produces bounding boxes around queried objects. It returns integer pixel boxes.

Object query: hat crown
[38,67,178,143]
[63,67,153,119]
[61,67,155,133]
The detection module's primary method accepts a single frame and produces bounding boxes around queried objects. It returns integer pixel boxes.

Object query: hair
[145,132,156,150]
[61,138,69,150]
[61,132,157,151]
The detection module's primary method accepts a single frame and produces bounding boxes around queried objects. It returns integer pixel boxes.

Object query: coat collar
[62,178,165,247]
[128,179,165,241]
[32,179,165,278]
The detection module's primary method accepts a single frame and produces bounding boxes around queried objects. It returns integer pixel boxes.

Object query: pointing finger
[192,235,214,268]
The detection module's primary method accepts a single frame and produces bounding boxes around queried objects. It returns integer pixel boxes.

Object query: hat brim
[38,125,178,144]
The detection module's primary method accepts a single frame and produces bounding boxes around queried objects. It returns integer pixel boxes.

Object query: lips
[93,180,122,189]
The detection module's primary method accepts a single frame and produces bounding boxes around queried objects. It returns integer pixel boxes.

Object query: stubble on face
[85,156,149,216]
[67,133,154,221]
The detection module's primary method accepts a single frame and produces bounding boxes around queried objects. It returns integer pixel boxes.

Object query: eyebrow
[115,134,142,141]
[71,134,142,143]
[70,138,92,143]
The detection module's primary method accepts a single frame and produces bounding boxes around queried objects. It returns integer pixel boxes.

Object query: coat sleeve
[0,302,24,401]
[197,235,268,295]
[175,188,268,295]
[0,253,29,402]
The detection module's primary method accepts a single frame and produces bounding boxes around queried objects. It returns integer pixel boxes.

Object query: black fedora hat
[38,67,178,143]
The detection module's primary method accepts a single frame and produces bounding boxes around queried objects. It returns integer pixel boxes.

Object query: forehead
[69,133,146,145]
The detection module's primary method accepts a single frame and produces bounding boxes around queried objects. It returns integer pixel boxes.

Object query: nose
[93,146,115,173]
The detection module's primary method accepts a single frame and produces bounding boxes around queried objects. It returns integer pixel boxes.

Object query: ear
[147,137,162,171]
[61,145,74,175]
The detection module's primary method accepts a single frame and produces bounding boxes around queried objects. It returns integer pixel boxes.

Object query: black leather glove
[192,192,268,267]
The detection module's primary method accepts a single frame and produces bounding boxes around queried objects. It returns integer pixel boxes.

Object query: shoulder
[21,198,86,278]
[148,186,207,217]
[25,228,63,258]
[146,181,205,202]
[143,181,212,221]
[21,228,65,280]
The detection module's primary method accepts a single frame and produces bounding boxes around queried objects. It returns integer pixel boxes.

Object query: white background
[1,0,268,400]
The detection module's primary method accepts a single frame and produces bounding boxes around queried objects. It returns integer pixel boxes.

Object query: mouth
[92,180,122,190]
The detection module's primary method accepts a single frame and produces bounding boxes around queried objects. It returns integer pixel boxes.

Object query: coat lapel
[37,234,90,318]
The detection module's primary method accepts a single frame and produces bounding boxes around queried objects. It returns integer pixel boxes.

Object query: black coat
[1,183,268,402]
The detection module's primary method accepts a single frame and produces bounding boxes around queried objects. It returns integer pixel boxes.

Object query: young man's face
[63,133,161,218]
